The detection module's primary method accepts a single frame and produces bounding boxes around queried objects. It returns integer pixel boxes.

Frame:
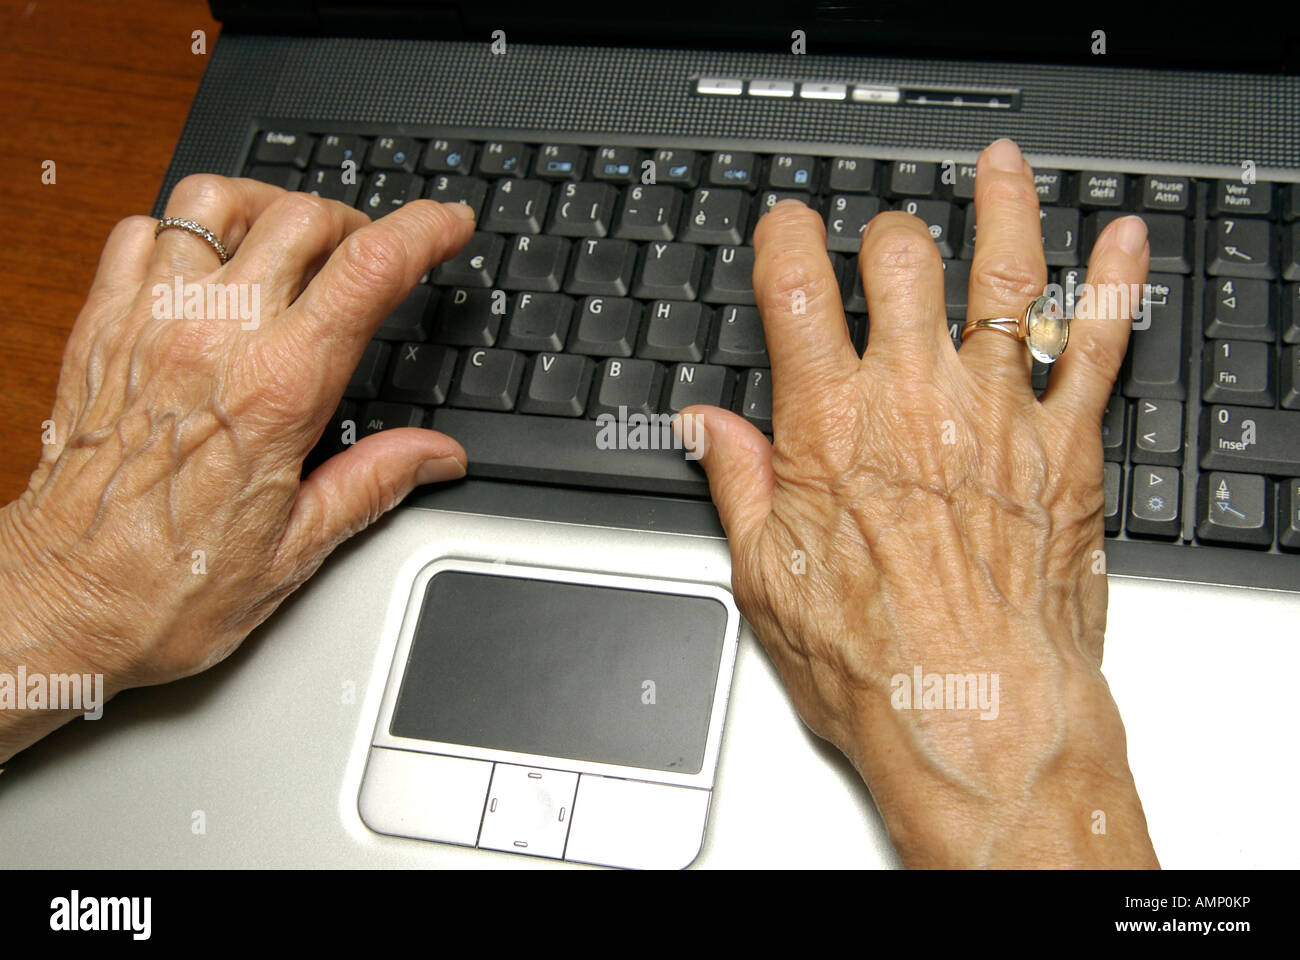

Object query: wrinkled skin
[682,140,1158,866]
[0,141,1159,866]
[1,176,474,699]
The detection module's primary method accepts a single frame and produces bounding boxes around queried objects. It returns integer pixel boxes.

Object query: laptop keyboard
[244,128,1300,583]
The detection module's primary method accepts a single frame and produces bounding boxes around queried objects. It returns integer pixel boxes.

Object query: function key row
[249,131,1300,218]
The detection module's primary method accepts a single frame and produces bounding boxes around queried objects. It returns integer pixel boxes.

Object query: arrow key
[1131,398,1184,466]
[1127,466,1181,539]
[1207,218,1276,279]
[1196,472,1271,547]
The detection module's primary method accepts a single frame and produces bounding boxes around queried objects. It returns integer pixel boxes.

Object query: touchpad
[389,570,729,774]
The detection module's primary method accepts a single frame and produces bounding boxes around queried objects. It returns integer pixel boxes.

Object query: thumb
[284,427,466,558]
[677,405,774,547]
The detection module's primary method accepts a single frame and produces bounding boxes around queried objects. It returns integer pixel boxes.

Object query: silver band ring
[154,217,231,264]
[961,294,1069,364]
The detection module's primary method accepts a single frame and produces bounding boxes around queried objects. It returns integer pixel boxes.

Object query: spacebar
[431,410,710,497]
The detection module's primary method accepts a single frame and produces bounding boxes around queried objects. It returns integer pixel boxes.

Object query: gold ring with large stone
[961,294,1069,364]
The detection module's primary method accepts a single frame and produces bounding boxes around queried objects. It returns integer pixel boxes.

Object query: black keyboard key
[1279,345,1300,410]
[1131,399,1184,466]
[1196,472,1272,546]
[358,400,424,437]
[701,246,756,305]
[681,188,748,245]
[756,192,816,222]
[887,160,936,198]
[590,357,665,418]
[433,287,501,346]
[1280,479,1300,550]
[842,269,868,313]
[1032,170,1065,205]
[637,301,711,361]
[549,182,617,237]
[826,195,881,253]
[960,204,978,259]
[498,293,574,352]
[1057,267,1085,319]
[1287,284,1300,344]
[482,179,550,234]
[652,149,699,187]
[614,184,683,241]
[477,141,530,178]
[448,348,525,411]
[1210,180,1274,218]
[1123,275,1186,400]
[360,171,424,218]
[246,165,302,190]
[1139,175,1191,214]
[1201,406,1300,475]
[432,232,504,287]
[1286,223,1300,281]
[1040,207,1081,266]
[1103,462,1123,535]
[376,285,436,341]
[385,342,457,406]
[253,130,315,168]
[737,368,773,432]
[568,297,640,357]
[942,259,970,319]
[945,162,978,202]
[344,341,391,400]
[424,174,489,220]
[533,144,588,181]
[1204,278,1274,340]
[1077,172,1126,208]
[895,199,959,258]
[587,146,641,184]
[827,157,876,194]
[767,154,817,191]
[420,138,475,175]
[1127,466,1181,539]
[707,151,757,190]
[709,306,768,367]
[313,134,367,169]
[634,242,706,300]
[366,136,420,173]
[431,408,706,496]
[565,238,637,297]
[303,165,360,205]
[315,400,358,461]
[518,353,594,416]
[666,363,735,412]
[499,234,571,292]
[1208,218,1277,279]
[1085,211,1190,273]
[1202,340,1274,407]
[1101,394,1127,462]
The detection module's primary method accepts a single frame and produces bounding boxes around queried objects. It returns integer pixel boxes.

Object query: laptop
[1,2,1297,869]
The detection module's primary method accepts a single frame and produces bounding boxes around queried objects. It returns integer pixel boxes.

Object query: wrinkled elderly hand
[686,139,1159,867]
[0,177,474,754]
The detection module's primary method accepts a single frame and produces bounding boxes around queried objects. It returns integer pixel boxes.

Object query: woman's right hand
[684,139,1159,867]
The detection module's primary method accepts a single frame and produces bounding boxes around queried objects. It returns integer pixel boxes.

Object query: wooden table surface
[0,0,218,503]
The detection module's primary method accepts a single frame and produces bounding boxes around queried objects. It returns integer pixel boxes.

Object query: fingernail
[1116,215,1149,256]
[985,138,1023,173]
[448,202,476,221]
[416,456,466,485]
